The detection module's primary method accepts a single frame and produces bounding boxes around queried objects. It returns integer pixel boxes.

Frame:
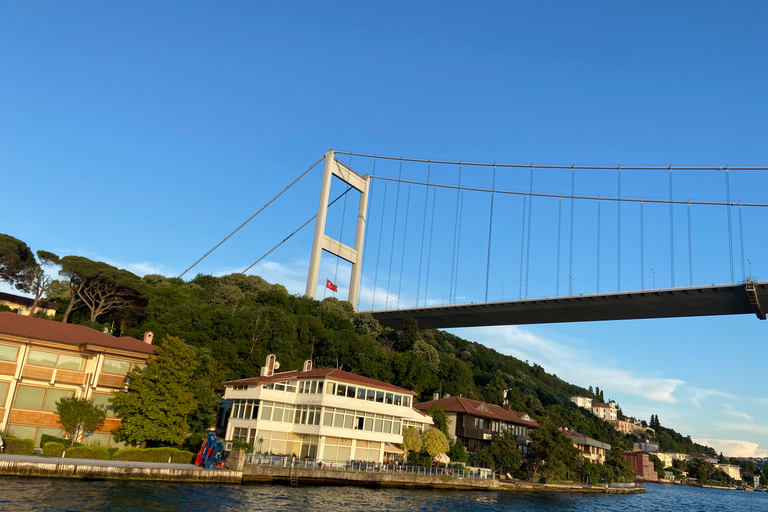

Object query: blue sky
[2,2,767,457]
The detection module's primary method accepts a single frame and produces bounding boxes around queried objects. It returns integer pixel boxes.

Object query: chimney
[143,331,154,345]
[303,360,313,372]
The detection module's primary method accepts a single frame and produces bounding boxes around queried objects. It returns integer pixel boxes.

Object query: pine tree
[112,335,199,446]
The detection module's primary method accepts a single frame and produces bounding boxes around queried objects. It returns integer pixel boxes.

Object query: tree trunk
[61,282,82,323]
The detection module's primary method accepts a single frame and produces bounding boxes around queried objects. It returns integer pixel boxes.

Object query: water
[1,479,767,512]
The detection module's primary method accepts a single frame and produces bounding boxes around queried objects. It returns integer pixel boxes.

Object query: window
[233,427,249,443]
[310,381,317,394]
[385,393,393,404]
[317,381,324,394]
[91,393,115,417]
[375,391,384,403]
[0,344,18,362]
[325,382,335,395]
[14,385,74,412]
[366,389,375,401]
[346,386,356,398]
[27,349,57,367]
[28,350,85,371]
[336,384,346,397]
[356,387,366,400]
[56,354,85,371]
[403,396,411,408]
[323,408,334,427]
[394,394,402,406]
[102,359,131,375]
[0,381,8,404]
[274,382,285,392]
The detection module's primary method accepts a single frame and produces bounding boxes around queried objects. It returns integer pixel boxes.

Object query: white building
[223,356,432,463]
[591,400,618,421]
[570,396,593,409]
[715,463,742,481]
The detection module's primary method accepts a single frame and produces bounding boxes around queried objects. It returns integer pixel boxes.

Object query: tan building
[0,312,155,447]
[562,428,611,464]
[0,292,57,317]
[609,419,635,435]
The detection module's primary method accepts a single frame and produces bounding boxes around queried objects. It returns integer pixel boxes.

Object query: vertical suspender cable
[485,164,497,302]
[384,159,403,308]
[739,202,745,282]
[453,183,465,304]
[449,163,463,305]
[597,196,601,293]
[371,177,388,309]
[524,165,534,298]
[640,198,645,289]
[725,166,734,283]
[569,165,575,295]
[416,162,431,306]
[669,166,675,288]
[518,190,527,299]
[556,194,562,296]
[424,180,438,306]
[397,181,412,309]
[617,166,621,291]
[360,157,377,310]
[687,200,693,286]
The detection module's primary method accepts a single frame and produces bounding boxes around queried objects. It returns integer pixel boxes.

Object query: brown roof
[0,291,57,311]
[0,312,156,355]
[224,368,416,395]
[413,396,539,428]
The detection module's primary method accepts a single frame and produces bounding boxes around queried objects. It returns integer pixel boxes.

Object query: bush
[65,445,111,460]
[112,447,193,463]
[4,437,35,455]
[40,434,75,449]
[227,440,253,454]
[42,442,66,458]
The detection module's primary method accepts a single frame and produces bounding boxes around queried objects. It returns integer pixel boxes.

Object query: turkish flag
[325,279,338,292]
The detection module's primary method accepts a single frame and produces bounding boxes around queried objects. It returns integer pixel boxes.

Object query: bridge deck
[368,282,768,330]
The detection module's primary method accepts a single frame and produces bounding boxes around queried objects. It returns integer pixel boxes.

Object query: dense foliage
[55,396,107,441]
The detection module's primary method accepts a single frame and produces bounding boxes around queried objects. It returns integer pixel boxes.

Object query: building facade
[608,419,635,435]
[622,452,659,481]
[591,401,618,421]
[562,428,611,464]
[223,357,432,464]
[0,292,57,317]
[413,396,538,453]
[570,396,593,409]
[0,312,155,447]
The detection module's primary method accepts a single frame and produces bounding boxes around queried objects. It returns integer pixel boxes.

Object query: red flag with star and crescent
[325,279,338,292]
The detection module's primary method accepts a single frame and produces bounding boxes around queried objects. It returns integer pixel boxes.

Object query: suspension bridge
[179,150,768,329]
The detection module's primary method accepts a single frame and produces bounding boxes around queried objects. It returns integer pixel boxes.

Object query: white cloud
[693,438,768,458]
[690,387,737,407]
[724,404,753,422]
[454,325,685,403]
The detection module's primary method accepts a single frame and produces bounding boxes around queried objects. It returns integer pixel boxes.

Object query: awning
[384,443,404,455]
[435,453,451,464]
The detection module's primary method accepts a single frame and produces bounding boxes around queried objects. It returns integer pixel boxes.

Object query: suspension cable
[335,151,768,171]
[669,166,675,288]
[425,180,438,307]
[358,156,377,310]
[416,162,431,307]
[739,202,745,282]
[640,198,645,289]
[569,166,575,295]
[453,181,465,305]
[617,166,621,291]
[385,159,403,309]
[518,189,527,300]
[179,154,324,278]
[725,167,734,283]
[688,200,693,286]
[397,180,412,309]
[371,177,388,309]
[556,194,562,296]
[449,163,462,305]
[241,186,354,274]
[485,164,496,302]
[597,196,601,293]
[524,165,534,298]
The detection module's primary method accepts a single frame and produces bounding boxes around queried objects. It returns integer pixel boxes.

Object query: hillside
[52,272,713,455]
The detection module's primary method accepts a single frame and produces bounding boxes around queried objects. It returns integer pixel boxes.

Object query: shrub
[4,437,35,455]
[112,447,193,463]
[40,434,75,449]
[65,445,111,460]
[227,440,253,454]
[42,442,66,458]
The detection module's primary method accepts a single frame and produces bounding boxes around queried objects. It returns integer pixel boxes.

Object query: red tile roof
[224,368,416,395]
[413,396,539,428]
[0,312,156,355]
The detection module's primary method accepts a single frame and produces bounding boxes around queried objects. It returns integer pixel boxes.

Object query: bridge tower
[305,150,370,310]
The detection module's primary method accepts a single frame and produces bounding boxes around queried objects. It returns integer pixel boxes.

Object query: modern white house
[591,401,618,421]
[570,396,593,409]
[222,355,432,463]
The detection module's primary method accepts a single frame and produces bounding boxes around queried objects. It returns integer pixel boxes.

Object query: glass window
[325,382,335,395]
[245,402,252,419]
[374,417,383,433]
[251,402,259,420]
[0,381,8,404]
[356,387,366,400]
[0,344,18,362]
[394,394,402,406]
[261,403,273,421]
[28,350,57,367]
[91,393,115,417]
[393,420,402,435]
[286,382,296,393]
[336,384,346,397]
[366,389,375,401]
[310,381,317,394]
[385,393,393,404]
[383,419,392,434]
[103,358,131,375]
[44,389,74,412]
[343,414,354,429]
[57,354,84,371]
[323,409,334,427]
[404,396,411,407]
[346,386,356,398]
[375,391,384,403]
[317,381,324,394]
[274,382,285,392]
[14,385,46,410]
[7,424,36,441]
[364,416,373,431]
[334,411,344,428]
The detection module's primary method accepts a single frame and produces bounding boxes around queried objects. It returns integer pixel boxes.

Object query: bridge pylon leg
[305,150,370,311]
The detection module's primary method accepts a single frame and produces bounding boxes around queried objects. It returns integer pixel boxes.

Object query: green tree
[59,256,149,323]
[27,250,60,316]
[112,335,198,446]
[56,396,107,442]
[396,318,422,351]
[488,429,523,475]
[0,233,36,291]
[448,440,470,464]
[422,428,449,461]
[524,420,581,480]
[401,426,422,460]
[426,404,450,438]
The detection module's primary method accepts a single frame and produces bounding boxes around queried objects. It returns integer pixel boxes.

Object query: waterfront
[2,479,767,512]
